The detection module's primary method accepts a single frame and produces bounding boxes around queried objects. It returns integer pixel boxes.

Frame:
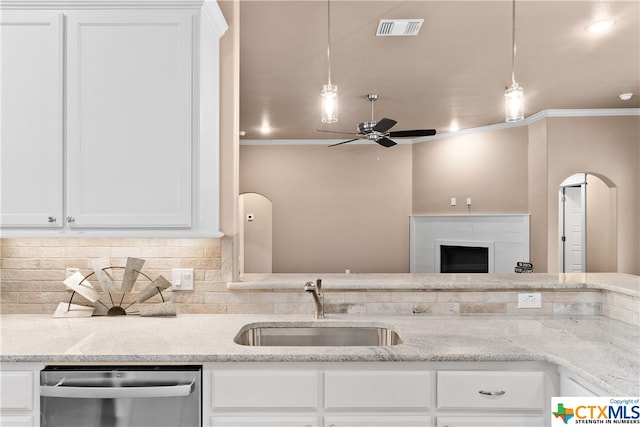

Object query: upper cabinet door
[0,12,64,227]
[65,12,193,228]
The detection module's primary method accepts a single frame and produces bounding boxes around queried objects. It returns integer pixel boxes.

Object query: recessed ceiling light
[260,124,271,134]
[619,93,633,101]
[585,18,615,33]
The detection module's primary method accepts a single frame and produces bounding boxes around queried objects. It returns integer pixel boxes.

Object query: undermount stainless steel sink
[233,323,402,347]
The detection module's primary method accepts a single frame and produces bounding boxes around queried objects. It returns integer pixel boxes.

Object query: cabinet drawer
[211,416,318,426]
[212,370,318,409]
[0,372,33,410]
[0,416,34,427]
[437,371,544,409]
[437,416,544,426]
[324,371,432,409]
[325,415,431,426]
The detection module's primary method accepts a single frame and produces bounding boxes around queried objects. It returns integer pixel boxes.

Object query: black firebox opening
[440,245,489,273]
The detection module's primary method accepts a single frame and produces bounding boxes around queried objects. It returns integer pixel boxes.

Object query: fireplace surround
[410,215,529,273]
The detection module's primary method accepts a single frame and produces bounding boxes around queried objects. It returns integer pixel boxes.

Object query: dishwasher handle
[40,380,195,399]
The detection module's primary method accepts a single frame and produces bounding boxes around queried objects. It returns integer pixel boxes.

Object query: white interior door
[560,183,586,272]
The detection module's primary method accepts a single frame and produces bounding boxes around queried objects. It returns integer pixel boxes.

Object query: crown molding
[413,108,640,143]
[201,0,227,38]
[241,108,640,146]
[0,0,208,9]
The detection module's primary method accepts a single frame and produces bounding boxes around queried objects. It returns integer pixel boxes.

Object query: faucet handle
[315,278,322,292]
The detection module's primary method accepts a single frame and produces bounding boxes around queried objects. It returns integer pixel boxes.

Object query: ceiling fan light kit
[318,93,436,148]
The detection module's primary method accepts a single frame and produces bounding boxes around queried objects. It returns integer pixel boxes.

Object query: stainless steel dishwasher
[40,365,201,427]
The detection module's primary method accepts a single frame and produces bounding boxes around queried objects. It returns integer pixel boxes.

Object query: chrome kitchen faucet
[304,278,324,319]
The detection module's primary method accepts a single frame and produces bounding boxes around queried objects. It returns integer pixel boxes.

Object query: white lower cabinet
[324,370,431,410]
[211,369,319,410]
[325,415,431,426]
[204,363,556,426]
[558,367,605,397]
[0,363,43,427]
[436,416,544,426]
[211,416,319,426]
[437,371,546,410]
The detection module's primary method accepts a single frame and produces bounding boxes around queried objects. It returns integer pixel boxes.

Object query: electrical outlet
[518,292,542,308]
[171,268,194,291]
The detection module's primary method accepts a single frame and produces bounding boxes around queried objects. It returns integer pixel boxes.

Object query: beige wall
[240,192,273,273]
[542,116,640,274]
[218,0,240,281]
[412,126,529,214]
[240,115,639,275]
[527,119,549,271]
[240,144,412,273]
[586,174,617,272]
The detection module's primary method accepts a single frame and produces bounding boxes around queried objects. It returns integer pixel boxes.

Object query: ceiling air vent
[376,19,424,36]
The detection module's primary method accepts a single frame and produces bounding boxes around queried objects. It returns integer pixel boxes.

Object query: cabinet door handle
[47,216,57,223]
[478,389,506,396]
[66,216,76,223]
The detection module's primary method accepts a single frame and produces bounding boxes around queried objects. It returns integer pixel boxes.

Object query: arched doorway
[239,193,273,274]
[558,173,617,272]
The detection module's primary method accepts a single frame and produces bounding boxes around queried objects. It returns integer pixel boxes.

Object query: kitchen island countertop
[1,313,638,395]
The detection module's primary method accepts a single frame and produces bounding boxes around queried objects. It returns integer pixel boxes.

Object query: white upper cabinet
[0,12,64,228]
[0,1,227,236]
[65,12,193,228]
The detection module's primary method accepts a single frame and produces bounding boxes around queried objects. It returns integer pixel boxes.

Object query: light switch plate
[171,268,194,291]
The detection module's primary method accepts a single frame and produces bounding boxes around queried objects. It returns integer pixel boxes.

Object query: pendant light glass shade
[321,0,338,123]
[321,83,338,123]
[505,82,524,122]
[505,0,524,123]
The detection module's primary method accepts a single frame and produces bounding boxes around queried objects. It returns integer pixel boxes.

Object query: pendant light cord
[511,0,517,85]
[327,0,332,85]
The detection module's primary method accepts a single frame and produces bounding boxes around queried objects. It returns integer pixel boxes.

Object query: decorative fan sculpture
[54,257,175,318]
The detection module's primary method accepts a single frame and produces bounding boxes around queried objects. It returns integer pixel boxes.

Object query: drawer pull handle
[478,390,506,396]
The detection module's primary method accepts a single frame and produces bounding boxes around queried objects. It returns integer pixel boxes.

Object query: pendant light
[321,0,338,123]
[505,0,524,122]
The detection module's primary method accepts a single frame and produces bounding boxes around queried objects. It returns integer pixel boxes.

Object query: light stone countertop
[1,313,638,395]
[230,272,640,296]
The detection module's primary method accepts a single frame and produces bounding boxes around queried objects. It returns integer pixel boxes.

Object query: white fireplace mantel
[410,214,530,273]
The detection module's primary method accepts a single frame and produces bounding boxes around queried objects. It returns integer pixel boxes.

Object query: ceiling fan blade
[373,118,397,133]
[389,129,437,138]
[376,137,397,148]
[316,129,357,135]
[328,138,360,147]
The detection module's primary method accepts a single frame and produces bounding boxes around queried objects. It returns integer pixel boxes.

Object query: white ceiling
[238,1,640,142]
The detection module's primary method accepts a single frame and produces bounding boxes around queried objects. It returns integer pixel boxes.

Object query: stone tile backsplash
[0,238,637,326]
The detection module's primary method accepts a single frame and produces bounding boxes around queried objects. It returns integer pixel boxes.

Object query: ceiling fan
[317,93,436,147]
